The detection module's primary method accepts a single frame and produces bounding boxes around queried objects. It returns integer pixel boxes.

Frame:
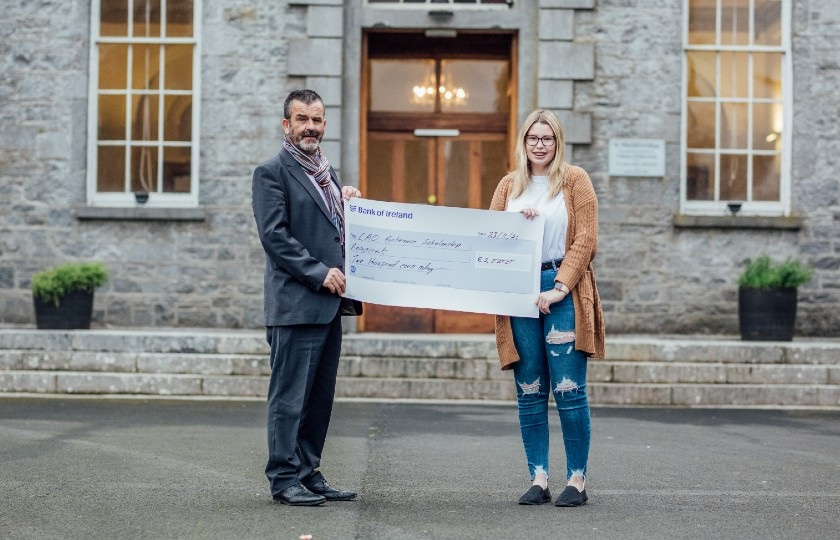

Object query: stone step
[3,329,840,365]
[2,329,839,407]
[590,382,840,408]
[2,370,838,407]
[3,350,837,386]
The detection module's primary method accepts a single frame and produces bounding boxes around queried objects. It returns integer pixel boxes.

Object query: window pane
[721,0,749,46]
[163,147,191,192]
[720,52,748,98]
[370,59,436,113]
[131,145,159,192]
[163,95,191,141]
[752,102,782,151]
[164,45,192,90]
[131,94,159,141]
[133,0,161,38]
[93,2,197,198]
[98,94,127,140]
[753,52,782,99]
[687,51,716,98]
[97,145,126,192]
[166,0,193,37]
[687,102,716,149]
[99,44,128,90]
[100,0,128,37]
[753,154,781,200]
[686,153,715,200]
[719,153,747,200]
[720,102,748,149]
[688,0,716,45]
[754,0,782,46]
[132,44,160,90]
[440,60,509,114]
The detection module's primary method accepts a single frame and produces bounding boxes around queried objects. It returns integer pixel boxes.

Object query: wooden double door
[362,131,507,333]
[359,32,516,333]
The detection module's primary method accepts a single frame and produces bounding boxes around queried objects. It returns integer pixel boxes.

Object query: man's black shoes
[272,483,326,506]
[303,478,357,501]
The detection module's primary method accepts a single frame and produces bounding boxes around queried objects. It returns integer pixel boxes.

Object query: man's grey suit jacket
[252,148,345,326]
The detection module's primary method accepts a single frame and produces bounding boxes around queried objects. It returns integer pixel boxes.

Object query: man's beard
[296,131,322,153]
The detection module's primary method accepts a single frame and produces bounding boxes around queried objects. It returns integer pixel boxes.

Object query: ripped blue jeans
[510,268,591,483]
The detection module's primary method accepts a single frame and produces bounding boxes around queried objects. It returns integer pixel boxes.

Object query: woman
[490,109,605,507]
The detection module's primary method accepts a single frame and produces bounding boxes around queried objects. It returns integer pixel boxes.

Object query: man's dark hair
[283,89,323,119]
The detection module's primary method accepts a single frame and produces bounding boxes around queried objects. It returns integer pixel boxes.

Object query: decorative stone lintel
[673,213,804,230]
[539,0,595,10]
[73,206,207,222]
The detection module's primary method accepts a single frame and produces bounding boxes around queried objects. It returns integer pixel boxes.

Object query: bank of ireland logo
[350,265,356,274]
[349,204,357,212]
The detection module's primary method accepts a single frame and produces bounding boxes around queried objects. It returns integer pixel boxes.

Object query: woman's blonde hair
[509,109,567,200]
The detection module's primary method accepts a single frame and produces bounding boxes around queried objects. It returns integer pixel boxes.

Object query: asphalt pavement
[1,397,838,540]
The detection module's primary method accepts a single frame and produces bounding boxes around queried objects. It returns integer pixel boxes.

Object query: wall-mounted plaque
[608,138,666,177]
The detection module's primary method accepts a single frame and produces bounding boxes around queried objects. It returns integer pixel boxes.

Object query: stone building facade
[1,0,838,336]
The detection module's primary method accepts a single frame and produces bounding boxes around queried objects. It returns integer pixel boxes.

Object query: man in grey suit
[252,89,361,506]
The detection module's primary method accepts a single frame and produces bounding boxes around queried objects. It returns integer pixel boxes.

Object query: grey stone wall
[0,1,292,328]
[1,1,838,336]
[569,0,840,336]
[1,1,94,323]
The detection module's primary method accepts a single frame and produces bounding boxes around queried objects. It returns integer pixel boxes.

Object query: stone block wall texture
[1,1,838,336]
[0,0,295,329]
[571,0,840,335]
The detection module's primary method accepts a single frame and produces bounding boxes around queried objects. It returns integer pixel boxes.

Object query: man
[252,89,360,506]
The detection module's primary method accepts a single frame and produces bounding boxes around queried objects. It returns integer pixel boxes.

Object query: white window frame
[680,0,792,216]
[87,0,202,208]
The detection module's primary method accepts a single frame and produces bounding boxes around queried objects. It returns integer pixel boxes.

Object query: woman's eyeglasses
[525,135,556,147]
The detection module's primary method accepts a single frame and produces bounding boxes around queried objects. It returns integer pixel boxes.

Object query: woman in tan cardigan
[490,109,605,507]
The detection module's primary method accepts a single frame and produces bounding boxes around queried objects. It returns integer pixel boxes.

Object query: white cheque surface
[343,198,544,318]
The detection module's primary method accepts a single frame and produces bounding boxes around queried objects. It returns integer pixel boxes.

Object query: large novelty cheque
[343,198,544,318]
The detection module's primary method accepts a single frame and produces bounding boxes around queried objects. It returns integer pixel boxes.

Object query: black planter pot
[33,290,94,330]
[738,287,797,341]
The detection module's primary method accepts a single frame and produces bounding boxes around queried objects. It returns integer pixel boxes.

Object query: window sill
[73,206,207,222]
[673,213,803,230]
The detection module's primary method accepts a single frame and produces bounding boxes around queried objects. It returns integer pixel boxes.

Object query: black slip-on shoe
[272,483,326,506]
[303,478,357,501]
[518,485,552,505]
[554,485,588,507]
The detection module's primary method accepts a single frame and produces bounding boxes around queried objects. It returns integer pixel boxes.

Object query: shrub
[737,256,812,290]
[31,262,109,306]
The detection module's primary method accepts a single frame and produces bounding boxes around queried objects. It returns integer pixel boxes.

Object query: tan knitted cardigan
[490,165,606,370]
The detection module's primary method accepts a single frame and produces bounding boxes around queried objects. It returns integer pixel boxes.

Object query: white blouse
[505,175,568,262]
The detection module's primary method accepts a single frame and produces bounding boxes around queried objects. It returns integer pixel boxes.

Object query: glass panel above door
[440,60,509,114]
[370,57,509,115]
[370,59,436,113]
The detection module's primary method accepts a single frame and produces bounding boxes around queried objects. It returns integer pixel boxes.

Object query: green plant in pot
[31,262,109,329]
[737,256,812,341]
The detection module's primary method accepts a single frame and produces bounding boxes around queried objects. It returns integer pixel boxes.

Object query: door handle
[414,129,460,137]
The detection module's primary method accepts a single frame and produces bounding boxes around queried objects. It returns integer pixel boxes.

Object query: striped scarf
[283,136,344,244]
